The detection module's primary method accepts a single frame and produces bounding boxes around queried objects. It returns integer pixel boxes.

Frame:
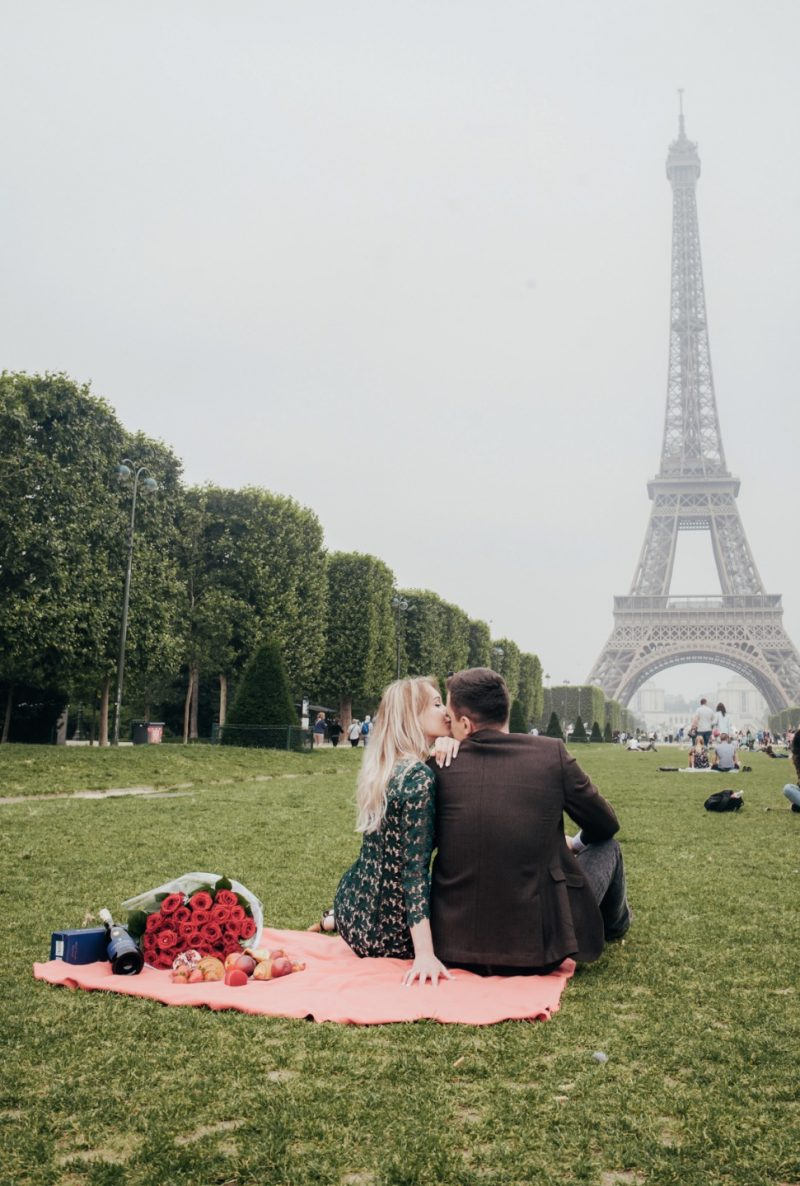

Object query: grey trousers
[576,837,632,940]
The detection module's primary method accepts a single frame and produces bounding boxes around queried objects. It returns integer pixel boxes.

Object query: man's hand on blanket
[402,952,454,988]
[432,736,460,767]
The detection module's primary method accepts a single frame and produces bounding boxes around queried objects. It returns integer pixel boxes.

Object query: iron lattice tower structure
[587,103,800,713]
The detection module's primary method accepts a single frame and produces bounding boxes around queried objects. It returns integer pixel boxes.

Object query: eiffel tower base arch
[587,597,800,715]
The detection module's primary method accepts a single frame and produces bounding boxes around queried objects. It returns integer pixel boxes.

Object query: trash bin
[131,722,164,745]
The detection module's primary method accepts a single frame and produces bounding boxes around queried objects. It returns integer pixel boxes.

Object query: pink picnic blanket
[34,927,574,1025]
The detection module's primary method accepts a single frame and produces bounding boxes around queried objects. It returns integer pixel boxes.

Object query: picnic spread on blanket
[34,872,574,1026]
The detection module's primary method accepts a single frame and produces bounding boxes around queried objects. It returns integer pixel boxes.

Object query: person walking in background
[348,719,361,748]
[714,702,732,739]
[312,711,327,748]
[327,718,343,748]
[360,715,373,745]
[781,732,800,813]
[691,698,716,745]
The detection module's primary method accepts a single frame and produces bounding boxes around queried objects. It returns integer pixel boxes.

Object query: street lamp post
[391,595,410,679]
[111,461,158,746]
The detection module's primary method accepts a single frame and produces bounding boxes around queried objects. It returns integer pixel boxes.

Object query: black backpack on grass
[704,789,743,812]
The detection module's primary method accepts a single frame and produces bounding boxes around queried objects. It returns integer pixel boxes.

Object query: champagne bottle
[98,907,144,975]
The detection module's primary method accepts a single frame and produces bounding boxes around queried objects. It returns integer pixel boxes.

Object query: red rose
[156,953,173,969]
[157,929,178,950]
[214,890,238,908]
[173,906,191,924]
[186,931,204,948]
[200,922,222,944]
[229,905,246,924]
[160,893,184,915]
[189,891,213,912]
[210,904,231,924]
[179,921,196,937]
[224,942,242,957]
[191,909,210,926]
[145,912,163,933]
[223,922,241,939]
[239,917,256,940]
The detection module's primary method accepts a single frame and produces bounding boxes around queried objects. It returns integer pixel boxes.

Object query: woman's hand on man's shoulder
[431,736,461,768]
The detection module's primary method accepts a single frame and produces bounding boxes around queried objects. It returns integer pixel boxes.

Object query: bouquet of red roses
[122,873,263,970]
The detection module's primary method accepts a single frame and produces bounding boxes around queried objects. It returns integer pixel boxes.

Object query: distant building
[631,676,768,735]
[711,677,768,733]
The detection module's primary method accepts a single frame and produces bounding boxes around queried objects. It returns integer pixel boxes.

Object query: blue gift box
[50,927,109,964]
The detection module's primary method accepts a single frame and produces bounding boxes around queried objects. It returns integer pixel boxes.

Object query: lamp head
[115,464,132,483]
[142,476,159,494]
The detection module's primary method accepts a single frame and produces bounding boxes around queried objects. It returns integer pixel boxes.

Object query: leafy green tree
[545,710,564,740]
[571,715,588,742]
[603,720,613,742]
[0,373,183,744]
[176,490,259,741]
[317,552,396,723]
[467,619,492,668]
[490,638,521,701]
[590,720,604,742]
[222,640,298,747]
[517,652,543,727]
[604,699,622,734]
[181,485,327,729]
[399,589,470,687]
[509,699,527,733]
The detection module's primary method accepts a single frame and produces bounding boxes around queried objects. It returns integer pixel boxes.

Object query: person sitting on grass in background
[309,676,454,987]
[711,733,739,773]
[688,735,710,769]
[782,732,800,813]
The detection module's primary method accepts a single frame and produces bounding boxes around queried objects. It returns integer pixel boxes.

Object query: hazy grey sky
[2,1,798,698]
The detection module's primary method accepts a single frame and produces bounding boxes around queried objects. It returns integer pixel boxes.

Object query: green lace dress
[334,759,435,958]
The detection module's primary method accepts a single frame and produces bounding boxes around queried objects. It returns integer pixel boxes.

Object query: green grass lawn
[1,743,799,1186]
[0,742,357,797]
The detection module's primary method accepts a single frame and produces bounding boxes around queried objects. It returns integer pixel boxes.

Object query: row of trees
[540,685,640,738]
[0,372,544,744]
[768,706,800,737]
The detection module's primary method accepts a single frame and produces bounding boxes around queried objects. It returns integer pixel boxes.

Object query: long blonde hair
[356,676,439,833]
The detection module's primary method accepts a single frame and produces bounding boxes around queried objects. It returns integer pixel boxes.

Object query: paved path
[0,772,304,806]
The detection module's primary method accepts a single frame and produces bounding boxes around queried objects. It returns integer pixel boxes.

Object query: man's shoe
[791,804,800,813]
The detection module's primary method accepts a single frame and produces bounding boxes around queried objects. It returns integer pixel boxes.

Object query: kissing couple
[311,668,632,985]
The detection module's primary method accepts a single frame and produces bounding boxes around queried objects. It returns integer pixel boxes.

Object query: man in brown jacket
[431,668,631,975]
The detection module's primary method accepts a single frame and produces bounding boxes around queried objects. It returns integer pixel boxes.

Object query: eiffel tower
[588,99,800,713]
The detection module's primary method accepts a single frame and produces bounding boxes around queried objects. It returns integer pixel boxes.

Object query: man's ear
[459,715,477,737]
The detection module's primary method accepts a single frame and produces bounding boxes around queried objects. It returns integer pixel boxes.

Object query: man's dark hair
[447,667,510,726]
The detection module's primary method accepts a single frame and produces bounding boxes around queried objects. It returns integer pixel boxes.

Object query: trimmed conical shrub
[571,715,588,742]
[590,720,603,742]
[222,640,298,748]
[545,710,564,740]
[603,720,613,743]
[509,698,527,733]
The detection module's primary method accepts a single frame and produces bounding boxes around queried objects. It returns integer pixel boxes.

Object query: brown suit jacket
[430,731,619,967]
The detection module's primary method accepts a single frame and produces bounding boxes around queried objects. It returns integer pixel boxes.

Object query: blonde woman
[315,677,454,987]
